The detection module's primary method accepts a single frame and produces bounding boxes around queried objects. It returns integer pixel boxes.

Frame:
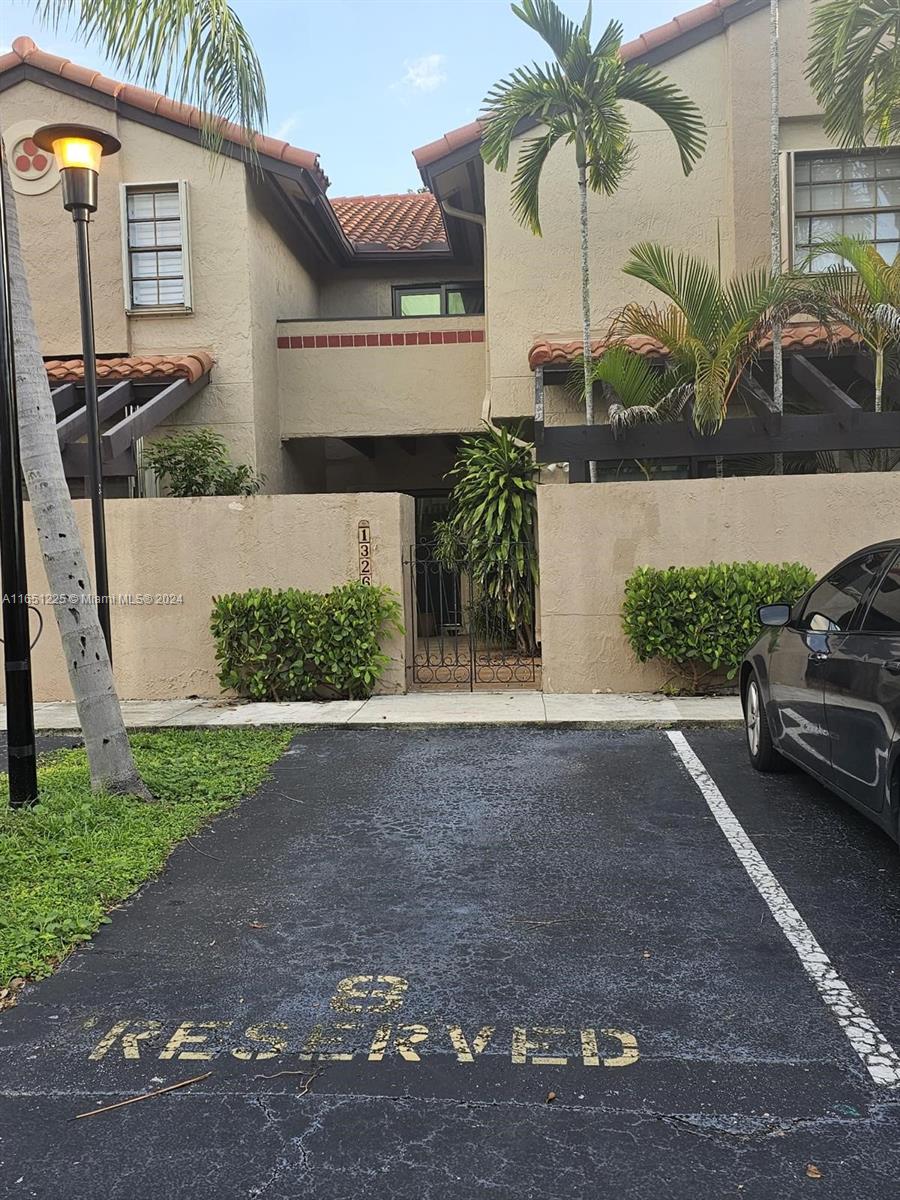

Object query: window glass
[125,184,186,309]
[446,286,485,315]
[801,551,891,632]
[398,290,441,317]
[861,558,900,632]
[394,284,485,317]
[793,150,900,269]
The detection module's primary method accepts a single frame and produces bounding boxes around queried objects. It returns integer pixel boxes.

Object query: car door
[766,551,892,774]
[821,551,900,813]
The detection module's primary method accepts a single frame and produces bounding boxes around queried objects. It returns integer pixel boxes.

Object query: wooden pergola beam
[102,373,208,460]
[788,356,861,427]
[56,379,134,448]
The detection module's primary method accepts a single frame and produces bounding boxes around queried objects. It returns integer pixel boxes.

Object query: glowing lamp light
[33,123,121,213]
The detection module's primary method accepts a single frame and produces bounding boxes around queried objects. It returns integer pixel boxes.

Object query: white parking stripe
[667,730,900,1088]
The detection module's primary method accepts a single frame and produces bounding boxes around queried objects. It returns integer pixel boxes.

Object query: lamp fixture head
[33,123,121,214]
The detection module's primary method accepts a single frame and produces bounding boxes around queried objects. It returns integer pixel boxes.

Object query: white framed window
[120,181,192,312]
[791,149,900,270]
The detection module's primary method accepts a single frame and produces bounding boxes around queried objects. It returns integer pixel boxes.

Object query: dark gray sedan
[741,540,900,843]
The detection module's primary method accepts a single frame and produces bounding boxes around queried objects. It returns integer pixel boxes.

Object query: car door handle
[882,660,900,675]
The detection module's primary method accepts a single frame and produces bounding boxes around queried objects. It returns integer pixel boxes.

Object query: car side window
[861,557,900,633]
[800,551,892,633]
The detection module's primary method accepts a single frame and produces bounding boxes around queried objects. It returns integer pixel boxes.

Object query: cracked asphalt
[2,726,900,1198]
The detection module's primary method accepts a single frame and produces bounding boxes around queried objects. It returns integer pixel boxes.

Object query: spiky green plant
[480,0,705,470]
[806,0,900,148]
[794,234,900,412]
[613,242,799,433]
[443,425,539,651]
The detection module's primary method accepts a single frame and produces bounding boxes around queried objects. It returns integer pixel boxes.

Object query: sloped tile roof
[330,193,448,253]
[2,37,329,190]
[45,352,214,385]
[528,325,859,370]
[414,0,749,169]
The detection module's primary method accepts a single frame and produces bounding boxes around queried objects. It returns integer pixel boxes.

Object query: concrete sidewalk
[7,691,743,731]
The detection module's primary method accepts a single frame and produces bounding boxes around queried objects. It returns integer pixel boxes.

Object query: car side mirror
[758,603,792,627]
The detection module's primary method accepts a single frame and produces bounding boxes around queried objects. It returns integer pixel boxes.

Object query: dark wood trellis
[534,352,900,480]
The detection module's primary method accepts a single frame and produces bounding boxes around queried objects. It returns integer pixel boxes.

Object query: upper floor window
[793,150,900,270]
[392,283,484,318]
[120,182,192,311]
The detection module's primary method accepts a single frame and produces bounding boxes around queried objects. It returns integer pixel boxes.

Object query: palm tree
[583,344,691,434]
[480,0,706,480]
[769,0,784,438]
[612,242,797,433]
[4,0,266,796]
[795,234,900,413]
[807,0,900,148]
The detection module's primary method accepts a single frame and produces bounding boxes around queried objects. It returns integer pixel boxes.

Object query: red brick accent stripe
[277,329,483,349]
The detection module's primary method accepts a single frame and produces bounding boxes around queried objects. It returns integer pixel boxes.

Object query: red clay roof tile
[44,352,214,385]
[331,193,448,253]
[528,325,859,370]
[4,37,328,190]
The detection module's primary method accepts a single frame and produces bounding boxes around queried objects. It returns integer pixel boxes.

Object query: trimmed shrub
[622,561,815,692]
[210,582,403,701]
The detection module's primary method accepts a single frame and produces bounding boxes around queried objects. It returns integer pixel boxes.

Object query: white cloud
[400,54,446,93]
[273,113,302,141]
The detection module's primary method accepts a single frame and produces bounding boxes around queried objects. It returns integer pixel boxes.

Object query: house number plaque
[358,521,372,585]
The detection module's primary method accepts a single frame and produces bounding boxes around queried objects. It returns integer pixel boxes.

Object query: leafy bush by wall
[622,561,815,692]
[210,582,403,701]
[143,429,263,497]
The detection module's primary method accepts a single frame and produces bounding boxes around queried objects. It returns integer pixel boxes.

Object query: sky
[2,0,683,196]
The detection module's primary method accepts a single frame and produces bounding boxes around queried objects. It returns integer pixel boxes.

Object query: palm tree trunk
[875,347,884,414]
[577,160,597,483]
[3,158,151,799]
[770,0,784,475]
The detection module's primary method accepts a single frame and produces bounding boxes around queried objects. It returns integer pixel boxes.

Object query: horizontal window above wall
[120,181,192,313]
[393,283,484,317]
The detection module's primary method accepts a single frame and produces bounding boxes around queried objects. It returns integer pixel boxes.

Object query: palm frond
[617,61,707,173]
[623,243,723,345]
[480,62,573,170]
[806,0,900,147]
[511,0,580,66]
[40,0,267,153]
[509,121,568,233]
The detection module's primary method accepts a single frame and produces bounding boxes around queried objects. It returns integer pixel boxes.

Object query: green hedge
[622,561,815,692]
[210,582,403,701]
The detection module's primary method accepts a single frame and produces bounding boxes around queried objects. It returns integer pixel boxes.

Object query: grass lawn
[0,727,294,988]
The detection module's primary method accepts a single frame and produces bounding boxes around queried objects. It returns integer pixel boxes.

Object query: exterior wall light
[33,122,122,659]
[33,123,121,213]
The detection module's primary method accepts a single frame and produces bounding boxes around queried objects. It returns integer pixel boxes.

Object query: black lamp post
[0,166,37,807]
[33,123,121,662]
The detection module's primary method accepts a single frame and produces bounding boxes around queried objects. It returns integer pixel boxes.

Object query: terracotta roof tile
[331,193,448,253]
[528,324,859,370]
[5,37,328,190]
[414,1,744,169]
[45,352,214,385]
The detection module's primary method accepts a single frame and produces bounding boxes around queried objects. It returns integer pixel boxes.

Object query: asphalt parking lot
[1,726,899,1198]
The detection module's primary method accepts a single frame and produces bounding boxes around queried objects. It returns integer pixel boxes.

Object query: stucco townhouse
[0,0,890,519]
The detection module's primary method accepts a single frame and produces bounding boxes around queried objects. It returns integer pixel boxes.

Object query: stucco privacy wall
[538,473,900,694]
[2,493,414,701]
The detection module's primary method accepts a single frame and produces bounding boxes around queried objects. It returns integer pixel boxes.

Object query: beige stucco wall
[7,493,414,700]
[245,183,321,491]
[538,473,900,694]
[278,315,486,438]
[484,0,829,424]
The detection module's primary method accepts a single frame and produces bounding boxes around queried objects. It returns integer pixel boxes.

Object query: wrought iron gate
[404,541,541,690]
